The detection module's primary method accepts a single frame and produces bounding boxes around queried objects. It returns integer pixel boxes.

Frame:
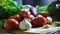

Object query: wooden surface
[0,27,60,34]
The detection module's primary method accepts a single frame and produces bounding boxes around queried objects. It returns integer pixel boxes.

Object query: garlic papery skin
[19,18,32,30]
[46,16,52,23]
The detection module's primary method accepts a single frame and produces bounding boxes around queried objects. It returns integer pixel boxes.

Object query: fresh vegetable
[3,1,19,15]
[4,19,19,31]
[0,20,4,28]
[9,14,23,23]
[32,15,47,27]
[47,4,56,13]
[36,5,48,12]
[40,11,49,18]
[19,9,30,18]
[28,15,35,21]
[0,5,9,19]
[19,5,29,11]
[46,16,52,24]
[0,0,28,20]
[53,21,60,26]
[19,18,32,30]
[39,6,48,11]
[0,1,19,20]
[25,5,38,17]
[0,0,7,5]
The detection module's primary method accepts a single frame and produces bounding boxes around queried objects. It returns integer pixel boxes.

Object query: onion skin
[9,14,23,23]
[28,15,35,21]
[32,15,47,27]
[30,7,38,17]
[19,9,30,18]
[40,12,49,18]
[25,5,38,17]
[4,19,19,31]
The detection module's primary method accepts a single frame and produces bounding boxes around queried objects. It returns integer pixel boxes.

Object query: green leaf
[36,5,48,12]
[53,21,60,26]
[0,20,4,28]
[0,0,7,5]
[40,6,48,11]
[0,1,19,20]
[36,5,40,9]
[7,0,13,2]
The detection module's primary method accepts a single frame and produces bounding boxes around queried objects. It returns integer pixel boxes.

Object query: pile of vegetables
[0,0,60,32]
[0,0,28,29]
[4,9,48,31]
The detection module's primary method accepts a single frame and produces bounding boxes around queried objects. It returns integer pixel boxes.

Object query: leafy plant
[0,19,4,28]
[0,0,28,20]
[53,21,60,26]
[0,0,7,5]
[36,5,48,12]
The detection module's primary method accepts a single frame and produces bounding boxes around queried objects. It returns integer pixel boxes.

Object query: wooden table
[0,27,60,34]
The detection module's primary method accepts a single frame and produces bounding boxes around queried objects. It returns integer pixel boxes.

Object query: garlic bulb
[19,18,32,30]
[46,16,52,23]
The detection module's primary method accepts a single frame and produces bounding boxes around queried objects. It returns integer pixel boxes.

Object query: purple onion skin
[30,7,38,17]
[25,5,38,17]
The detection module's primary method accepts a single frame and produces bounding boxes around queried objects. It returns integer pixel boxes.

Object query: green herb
[53,21,60,26]
[0,20,4,28]
[40,6,48,12]
[0,0,7,5]
[36,5,48,12]
[0,0,28,20]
